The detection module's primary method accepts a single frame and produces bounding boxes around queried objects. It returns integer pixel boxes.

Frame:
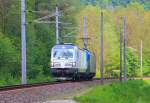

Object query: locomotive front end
[50,45,77,78]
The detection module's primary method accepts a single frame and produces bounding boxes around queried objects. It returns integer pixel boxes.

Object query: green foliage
[80,0,150,10]
[0,33,20,86]
[74,80,150,103]
[0,73,20,87]
[126,48,140,77]
[0,33,20,77]
[143,48,150,76]
[25,0,80,83]
[0,0,81,86]
[28,74,52,84]
[76,2,150,78]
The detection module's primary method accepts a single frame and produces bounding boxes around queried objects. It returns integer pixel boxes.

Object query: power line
[29,5,74,44]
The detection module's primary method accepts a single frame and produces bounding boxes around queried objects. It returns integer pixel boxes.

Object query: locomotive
[50,44,96,80]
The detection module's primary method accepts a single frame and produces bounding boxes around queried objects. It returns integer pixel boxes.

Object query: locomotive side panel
[90,54,96,73]
[77,49,87,73]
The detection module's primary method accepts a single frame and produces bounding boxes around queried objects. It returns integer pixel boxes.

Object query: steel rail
[0,78,120,92]
[0,81,69,92]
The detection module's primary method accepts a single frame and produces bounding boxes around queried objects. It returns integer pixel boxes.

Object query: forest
[0,0,150,86]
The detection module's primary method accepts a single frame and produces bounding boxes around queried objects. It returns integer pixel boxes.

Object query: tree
[0,32,20,78]
[126,48,140,77]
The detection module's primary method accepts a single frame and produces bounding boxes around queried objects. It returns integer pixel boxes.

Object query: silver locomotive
[50,44,96,80]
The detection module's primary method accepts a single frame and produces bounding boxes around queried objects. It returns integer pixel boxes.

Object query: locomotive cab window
[53,49,74,59]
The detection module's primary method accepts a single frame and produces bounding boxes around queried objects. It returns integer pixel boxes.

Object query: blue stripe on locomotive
[85,50,90,62]
[53,45,74,49]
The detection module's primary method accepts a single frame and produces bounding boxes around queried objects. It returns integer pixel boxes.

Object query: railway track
[0,78,119,103]
[0,78,118,92]
[0,80,70,92]
[2,76,148,92]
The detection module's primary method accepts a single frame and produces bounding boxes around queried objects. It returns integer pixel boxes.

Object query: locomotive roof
[52,44,95,55]
[52,44,75,49]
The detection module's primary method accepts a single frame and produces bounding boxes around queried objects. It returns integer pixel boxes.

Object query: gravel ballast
[0,79,115,103]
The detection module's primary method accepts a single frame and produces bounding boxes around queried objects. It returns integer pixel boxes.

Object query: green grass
[74,80,150,103]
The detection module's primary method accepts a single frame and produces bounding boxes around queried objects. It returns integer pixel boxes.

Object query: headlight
[72,62,76,67]
[51,62,54,67]
[65,62,76,67]
[53,62,61,67]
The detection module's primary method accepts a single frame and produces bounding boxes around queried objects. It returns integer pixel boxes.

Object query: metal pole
[21,0,27,84]
[120,32,123,81]
[100,11,104,83]
[140,40,143,79]
[123,16,127,81]
[83,16,87,49]
[34,0,39,11]
[56,5,59,44]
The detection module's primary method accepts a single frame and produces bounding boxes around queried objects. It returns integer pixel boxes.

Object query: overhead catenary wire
[27,5,75,44]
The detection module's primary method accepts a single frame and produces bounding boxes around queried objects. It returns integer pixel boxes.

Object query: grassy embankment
[74,80,150,103]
